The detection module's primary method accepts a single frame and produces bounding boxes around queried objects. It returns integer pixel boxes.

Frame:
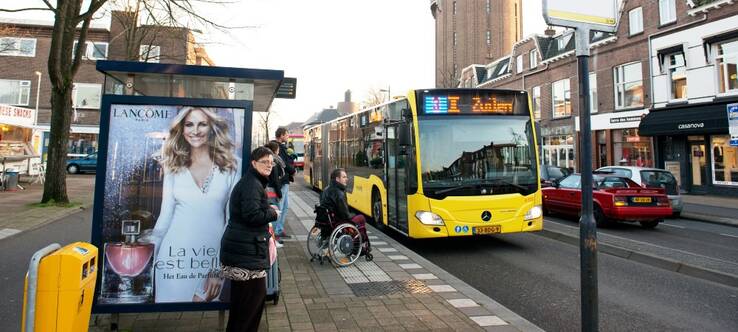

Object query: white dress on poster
[150,167,238,303]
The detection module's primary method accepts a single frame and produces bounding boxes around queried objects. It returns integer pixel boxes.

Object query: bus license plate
[632,197,652,203]
[474,225,501,235]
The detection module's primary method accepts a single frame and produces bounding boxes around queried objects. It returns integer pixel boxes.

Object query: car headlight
[415,211,444,225]
[524,205,543,220]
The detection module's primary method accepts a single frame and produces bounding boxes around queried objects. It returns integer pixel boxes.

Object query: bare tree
[436,67,459,88]
[0,25,25,53]
[258,111,274,145]
[362,88,387,109]
[0,0,242,204]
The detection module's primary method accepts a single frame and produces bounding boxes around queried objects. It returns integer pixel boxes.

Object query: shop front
[639,100,736,196]
[575,109,654,169]
[36,125,99,161]
[540,124,576,171]
[0,104,41,175]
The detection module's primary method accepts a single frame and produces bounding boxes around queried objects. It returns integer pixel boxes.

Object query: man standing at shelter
[272,127,296,241]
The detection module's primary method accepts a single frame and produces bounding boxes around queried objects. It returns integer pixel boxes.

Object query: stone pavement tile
[382,325,408,331]
[483,325,521,332]
[313,322,339,332]
[291,322,315,330]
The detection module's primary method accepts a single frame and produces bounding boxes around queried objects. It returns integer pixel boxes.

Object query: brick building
[464,0,738,195]
[0,11,213,165]
[430,0,522,87]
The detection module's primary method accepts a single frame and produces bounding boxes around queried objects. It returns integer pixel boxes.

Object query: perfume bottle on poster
[100,219,154,304]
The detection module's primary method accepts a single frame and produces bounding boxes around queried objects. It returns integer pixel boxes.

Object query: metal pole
[34,71,42,126]
[575,27,598,332]
[24,243,61,332]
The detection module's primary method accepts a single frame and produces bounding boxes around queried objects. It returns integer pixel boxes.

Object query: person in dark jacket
[272,127,296,239]
[319,168,371,253]
[264,141,285,203]
[220,147,279,332]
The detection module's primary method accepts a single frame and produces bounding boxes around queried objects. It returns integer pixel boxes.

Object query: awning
[639,101,731,136]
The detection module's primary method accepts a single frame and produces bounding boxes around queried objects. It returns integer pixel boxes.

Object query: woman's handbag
[268,223,278,265]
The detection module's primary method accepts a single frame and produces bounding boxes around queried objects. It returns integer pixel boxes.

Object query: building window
[486,31,491,45]
[516,55,523,74]
[664,51,687,100]
[453,63,458,79]
[659,0,677,25]
[453,1,457,15]
[0,79,31,106]
[72,83,102,109]
[614,62,644,109]
[73,41,108,60]
[486,0,491,14]
[453,32,457,47]
[558,34,572,50]
[552,79,571,118]
[542,135,575,170]
[714,38,738,94]
[711,135,738,186]
[629,7,643,35]
[531,86,541,120]
[140,45,161,63]
[529,49,538,69]
[0,37,36,57]
[589,72,598,113]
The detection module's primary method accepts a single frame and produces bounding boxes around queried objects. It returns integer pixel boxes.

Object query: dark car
[542,173,673,228]
[66,153,97,174]
[540,165,572,187]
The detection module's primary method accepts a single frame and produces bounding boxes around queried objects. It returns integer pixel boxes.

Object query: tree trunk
[41,86,73,204]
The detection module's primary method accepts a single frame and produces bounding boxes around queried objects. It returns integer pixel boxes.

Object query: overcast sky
[0,0,548,127]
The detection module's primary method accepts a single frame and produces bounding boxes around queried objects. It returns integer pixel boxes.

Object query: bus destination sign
[422,92,515,115]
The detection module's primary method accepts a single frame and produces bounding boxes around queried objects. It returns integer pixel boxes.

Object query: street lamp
[34,71,42,126]
[379,86,391,102]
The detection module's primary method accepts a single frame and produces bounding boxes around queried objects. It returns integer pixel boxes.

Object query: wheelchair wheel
[328,223,363,267]
[307,226,327,260]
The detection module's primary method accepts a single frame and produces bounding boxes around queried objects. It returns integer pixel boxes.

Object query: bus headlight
[524,205,543,221]
[415,211,444,226]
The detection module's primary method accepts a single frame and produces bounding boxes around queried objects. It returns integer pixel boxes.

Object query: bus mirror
[398,123,412,146]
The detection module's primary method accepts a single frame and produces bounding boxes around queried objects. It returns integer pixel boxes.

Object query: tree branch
[71,17,92,76]
[77,0,109,22]
[42,0,55,10]
[0,8,53,13]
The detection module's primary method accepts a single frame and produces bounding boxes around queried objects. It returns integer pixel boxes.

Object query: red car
[542,173,672,228]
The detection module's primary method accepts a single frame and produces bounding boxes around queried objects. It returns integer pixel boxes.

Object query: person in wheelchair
[319,168,371,255]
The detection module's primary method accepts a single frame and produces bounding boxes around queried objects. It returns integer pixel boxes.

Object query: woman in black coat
[220,147,279,331]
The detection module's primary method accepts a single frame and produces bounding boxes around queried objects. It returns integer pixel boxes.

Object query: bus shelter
[90,60,285,315]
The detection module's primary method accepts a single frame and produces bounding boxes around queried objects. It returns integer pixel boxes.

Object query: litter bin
[22,242,98,332]
[4,169,19,191]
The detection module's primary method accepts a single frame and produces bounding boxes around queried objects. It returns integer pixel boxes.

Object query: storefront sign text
[728,103,738,147]
[0,104,35,128]
[610,116,641,124]
[678,123,705,130]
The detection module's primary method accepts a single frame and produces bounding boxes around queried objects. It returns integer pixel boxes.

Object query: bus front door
[385,125,409,233]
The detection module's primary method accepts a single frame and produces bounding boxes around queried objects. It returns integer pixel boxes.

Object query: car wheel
[67,164,79,174]
[639,219,660,229]
[594,205,609,228]
[672,212,681,219]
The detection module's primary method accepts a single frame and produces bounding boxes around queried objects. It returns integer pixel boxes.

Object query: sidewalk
[681,194,738,227]
[0,174,95,240]
[89,184,542,332]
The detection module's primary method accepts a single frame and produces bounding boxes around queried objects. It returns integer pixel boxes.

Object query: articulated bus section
[304,88,543,239]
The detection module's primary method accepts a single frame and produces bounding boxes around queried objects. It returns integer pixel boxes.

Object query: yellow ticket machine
[22,242,98,332]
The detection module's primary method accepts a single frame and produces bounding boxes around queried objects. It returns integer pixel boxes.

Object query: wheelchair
[307,205,373,266]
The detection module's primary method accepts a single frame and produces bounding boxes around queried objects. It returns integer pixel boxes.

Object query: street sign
[543,0,620,32]
[276,77,297,99]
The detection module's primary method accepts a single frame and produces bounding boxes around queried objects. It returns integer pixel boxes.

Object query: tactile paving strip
[348,279,433,297]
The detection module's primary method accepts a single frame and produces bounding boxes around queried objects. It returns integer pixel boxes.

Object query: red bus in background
[287,134,305,169]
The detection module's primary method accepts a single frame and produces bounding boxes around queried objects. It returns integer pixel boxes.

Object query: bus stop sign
[543,0,620,33]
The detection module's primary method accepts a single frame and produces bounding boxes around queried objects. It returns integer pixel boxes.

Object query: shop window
[659,0,677,26]
[664,51,687,100]
[542,135,575,170]
[140,45,161,63]
[72,83,102,109]
[711,135,738,186]
[0,37,36,57]
[531,86,541,120]
[552,79,571,118]
[67,133,98,156]
[613,128,653,167]
[629,7,643,35]
[0,79,31,106]
[486,31,491,45]
[714,38,738,94]
[614,62,644,109]
[589,72,598,113]
[530,49,538,69]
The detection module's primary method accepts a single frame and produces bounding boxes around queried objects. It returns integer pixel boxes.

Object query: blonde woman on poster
[147,106,239,303]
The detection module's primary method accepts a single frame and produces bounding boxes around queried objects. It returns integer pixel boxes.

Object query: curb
[536,229,738,289]
[0,203,93,242]
[680,212,738,228]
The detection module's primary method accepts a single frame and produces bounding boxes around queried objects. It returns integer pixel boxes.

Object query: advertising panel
[93,101,248,310]
[543,0,619,32]
[728,103,738,147]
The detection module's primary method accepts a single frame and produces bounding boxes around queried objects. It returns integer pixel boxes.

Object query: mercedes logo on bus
[481,211,492,222]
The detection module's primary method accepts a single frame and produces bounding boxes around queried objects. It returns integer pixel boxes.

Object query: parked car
[542,173,673,228]
[596,166,682,217]
[66,153,97,174]
[540,165,572,187]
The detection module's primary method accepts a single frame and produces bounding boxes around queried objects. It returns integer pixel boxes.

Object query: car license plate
[632,197,652,203]
[474,225,501,235]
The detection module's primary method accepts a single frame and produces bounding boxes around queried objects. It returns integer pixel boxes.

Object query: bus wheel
[371,190,385,230]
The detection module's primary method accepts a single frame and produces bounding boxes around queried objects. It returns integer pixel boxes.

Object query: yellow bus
[304,88,542,239]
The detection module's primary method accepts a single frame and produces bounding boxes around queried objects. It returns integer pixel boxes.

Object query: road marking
[377,247,397,253]
[399,263,422,269]
[412,273,437,280]
[428,285,456,293]
[661,223,685,229]
[470,315,508,327]
[0,228,20,240]
[447,298,479,308]
[720,233,738,239]
[387,255,408,260]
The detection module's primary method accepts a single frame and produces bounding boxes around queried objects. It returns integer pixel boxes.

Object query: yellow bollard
[22,242,98,332]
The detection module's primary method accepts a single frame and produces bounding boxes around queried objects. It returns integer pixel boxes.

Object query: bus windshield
[418,115,538,196]
[289,139,305,156]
